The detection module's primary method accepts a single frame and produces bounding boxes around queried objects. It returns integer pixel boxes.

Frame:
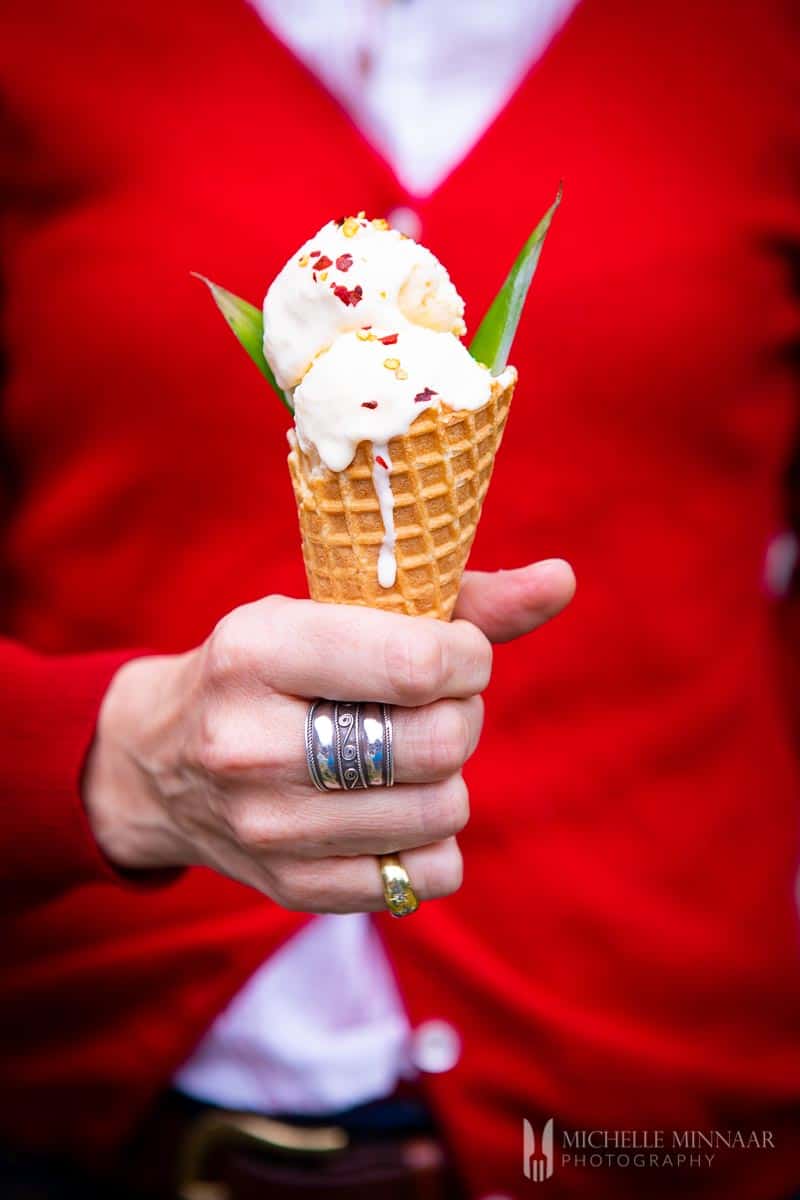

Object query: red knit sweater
[1,2,799,1196]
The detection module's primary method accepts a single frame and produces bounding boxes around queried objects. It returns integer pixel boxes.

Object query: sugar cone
[287,372,515,620]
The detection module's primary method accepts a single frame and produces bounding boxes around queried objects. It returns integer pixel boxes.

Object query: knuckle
[195,705,262,777]
[195,705,235,775]
[228,800,277,850]
[206,609,250,679]
[425,775,470,840]
[206,599,290,691]
[271,880,301,911]
[272,862,320,912]
[267,870,295,910]
[384,625,445,704]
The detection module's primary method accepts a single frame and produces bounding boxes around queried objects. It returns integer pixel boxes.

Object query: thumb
[453,560,576,644]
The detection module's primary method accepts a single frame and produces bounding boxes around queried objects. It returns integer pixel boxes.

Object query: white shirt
[174,911,413,1113]
[250,0,579,197]
[174,0,580,1115]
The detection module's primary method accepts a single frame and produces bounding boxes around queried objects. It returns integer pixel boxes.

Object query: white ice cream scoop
[262,213,467,394]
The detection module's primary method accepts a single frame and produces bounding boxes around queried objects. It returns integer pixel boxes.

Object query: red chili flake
[332,283,364,307]
[335,253,353,272]
[375,455,388,469]
[309,249,321,258]
[362,324,372,329]
[414,387,437,404]
[312,271,318,282]
[314,255,333,271]
[379,333,398,345]
[361,400,378,409]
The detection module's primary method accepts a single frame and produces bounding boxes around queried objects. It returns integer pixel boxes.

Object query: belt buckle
[178,1110,349,1200]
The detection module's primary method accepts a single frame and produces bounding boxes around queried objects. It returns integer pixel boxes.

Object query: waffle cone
[287,373,515,620]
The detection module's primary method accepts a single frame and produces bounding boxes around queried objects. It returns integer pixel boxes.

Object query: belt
[116,1086,468,1200]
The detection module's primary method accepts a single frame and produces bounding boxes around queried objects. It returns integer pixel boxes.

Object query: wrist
[83,651,196,871]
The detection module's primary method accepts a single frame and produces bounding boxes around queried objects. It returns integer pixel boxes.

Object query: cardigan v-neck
[251,0,580,196]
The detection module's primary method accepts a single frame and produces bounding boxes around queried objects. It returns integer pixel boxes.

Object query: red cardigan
[1,2,799,1196]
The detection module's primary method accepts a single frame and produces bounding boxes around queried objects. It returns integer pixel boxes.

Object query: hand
[83,559,574,912]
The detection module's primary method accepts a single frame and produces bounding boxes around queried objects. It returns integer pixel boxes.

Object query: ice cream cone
[287,372,515,620]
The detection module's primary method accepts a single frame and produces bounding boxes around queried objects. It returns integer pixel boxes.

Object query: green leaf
[468,185,562,374]
[192,273,293,414]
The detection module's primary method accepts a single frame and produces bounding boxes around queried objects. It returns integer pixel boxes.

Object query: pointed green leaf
[468,185,562,374]
[192,273,293,414]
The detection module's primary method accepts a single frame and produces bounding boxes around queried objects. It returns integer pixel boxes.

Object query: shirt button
[410,1019,461,1073]
[387,205,422,240]
[764,530,798,597]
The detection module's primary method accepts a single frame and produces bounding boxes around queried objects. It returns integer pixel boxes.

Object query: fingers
[226,773,470,858]
[453,559,576,643]
[193,694,483,787]
[207,596,492,705]
[267,837,464,914]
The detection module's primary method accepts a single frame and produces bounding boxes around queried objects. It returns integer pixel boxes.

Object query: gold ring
[379,854,419,917]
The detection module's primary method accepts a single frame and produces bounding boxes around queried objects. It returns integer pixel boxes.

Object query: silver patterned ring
[305,700,394,791]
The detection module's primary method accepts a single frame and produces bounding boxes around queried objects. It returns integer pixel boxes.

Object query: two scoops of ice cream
[262,213,517,620]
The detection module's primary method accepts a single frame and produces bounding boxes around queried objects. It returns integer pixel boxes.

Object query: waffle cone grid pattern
[287,378,514,620]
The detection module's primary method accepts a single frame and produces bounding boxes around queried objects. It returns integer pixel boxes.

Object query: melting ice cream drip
[371,443,396,589]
